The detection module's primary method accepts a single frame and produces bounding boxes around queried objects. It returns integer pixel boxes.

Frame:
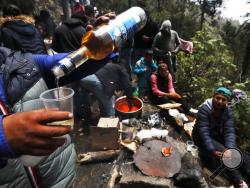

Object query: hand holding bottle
[52,7,147,77]
[86,12,116,32]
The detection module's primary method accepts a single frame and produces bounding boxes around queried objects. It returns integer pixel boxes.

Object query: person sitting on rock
[192,87,250,188]
[150,62,192,114]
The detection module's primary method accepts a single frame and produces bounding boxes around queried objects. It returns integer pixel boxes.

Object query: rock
[174,153,209,188]
[165,136,186,158]
[119,163,173,188]
[133,140,181,178]
[202,167,231,188]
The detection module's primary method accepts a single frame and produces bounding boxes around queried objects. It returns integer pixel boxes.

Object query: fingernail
[68,113,73,118]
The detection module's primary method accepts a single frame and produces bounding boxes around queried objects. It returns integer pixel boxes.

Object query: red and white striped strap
[0,100,8,115]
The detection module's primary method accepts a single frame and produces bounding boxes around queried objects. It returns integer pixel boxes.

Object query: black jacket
[52,18,86,52]
[192,99,237,153]
[134,19,159,49]
[1,17,46,54]
[95,63,133,99]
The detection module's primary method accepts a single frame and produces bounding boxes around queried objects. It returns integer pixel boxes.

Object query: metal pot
[115,96,143,119]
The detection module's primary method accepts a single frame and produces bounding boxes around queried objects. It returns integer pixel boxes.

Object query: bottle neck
[68,46,90,68]
[52,46,90,77]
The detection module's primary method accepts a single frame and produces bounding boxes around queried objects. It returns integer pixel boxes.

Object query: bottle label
[108,16,137,47]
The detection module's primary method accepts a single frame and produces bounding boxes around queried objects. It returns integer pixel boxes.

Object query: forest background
[2,0,249,151]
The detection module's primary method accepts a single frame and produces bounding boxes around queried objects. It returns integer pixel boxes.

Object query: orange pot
[115,96,143,119]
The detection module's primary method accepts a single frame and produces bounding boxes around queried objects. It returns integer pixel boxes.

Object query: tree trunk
[60,0,70,20]
[200,0,206,30]
[128,0,132,7]
[157,0,161,9]
[242,35,250,78]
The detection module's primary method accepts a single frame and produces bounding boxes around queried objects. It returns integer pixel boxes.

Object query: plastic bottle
[52,7,147,77]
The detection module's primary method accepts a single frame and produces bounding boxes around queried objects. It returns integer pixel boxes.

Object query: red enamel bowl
[115,96,143,119]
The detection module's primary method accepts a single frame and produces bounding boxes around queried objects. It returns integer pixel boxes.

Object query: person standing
[52,11,87,52]
[152,20,180,77]
[80,55,133,117]
[132,11,158,66]
[0,12,116,188]
[0,4,47,54]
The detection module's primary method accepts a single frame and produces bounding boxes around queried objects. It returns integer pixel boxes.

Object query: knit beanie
[214,87,232,99]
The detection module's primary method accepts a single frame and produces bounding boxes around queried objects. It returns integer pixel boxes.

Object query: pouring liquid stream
[47,77,74,127]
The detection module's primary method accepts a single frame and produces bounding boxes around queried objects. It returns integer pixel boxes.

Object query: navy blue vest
[0,47,41,108]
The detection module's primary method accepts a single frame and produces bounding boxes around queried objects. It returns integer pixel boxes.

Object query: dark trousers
[197,139,244,186]
[155,54,176,80]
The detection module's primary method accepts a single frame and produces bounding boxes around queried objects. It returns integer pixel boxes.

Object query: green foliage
[94,0,130,13]
[220,21,250,78]
[175,24,236,106]
[35,0,63,24]
[233,98,250,152]
[149,0,201,39]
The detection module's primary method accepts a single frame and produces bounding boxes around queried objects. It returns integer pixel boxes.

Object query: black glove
[127,97,133,111]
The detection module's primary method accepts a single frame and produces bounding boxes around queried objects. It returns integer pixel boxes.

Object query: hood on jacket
[62,18,87,28]
[160,20,171,31]
[203,98,213,110]
[0,15,36,36]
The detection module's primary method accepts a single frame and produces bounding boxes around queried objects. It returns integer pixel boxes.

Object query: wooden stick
[106,150,124,188]
[77,150,120,164]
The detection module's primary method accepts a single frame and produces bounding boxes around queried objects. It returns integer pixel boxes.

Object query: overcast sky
[220,0,250,23]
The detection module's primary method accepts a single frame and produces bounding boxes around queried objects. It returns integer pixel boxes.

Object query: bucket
[115,96,143,119]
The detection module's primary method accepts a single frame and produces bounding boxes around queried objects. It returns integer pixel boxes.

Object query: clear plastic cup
[40,87,74,127]
[186,140,194,152]
[19,99,45,167]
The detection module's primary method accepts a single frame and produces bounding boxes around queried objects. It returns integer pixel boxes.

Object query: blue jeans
[80,74,115,117]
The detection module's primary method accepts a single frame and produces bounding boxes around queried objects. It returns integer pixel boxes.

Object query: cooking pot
[115,96,143,119]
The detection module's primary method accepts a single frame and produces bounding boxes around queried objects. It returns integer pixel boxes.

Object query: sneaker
[239,181,248,188]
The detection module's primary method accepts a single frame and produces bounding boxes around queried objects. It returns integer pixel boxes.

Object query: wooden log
[77,150,120,164]
[157,103,182,110]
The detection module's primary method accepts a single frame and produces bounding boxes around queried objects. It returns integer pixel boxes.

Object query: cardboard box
[90,117,120,151]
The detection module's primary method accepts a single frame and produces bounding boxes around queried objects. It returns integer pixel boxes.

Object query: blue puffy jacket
[192,98,237,154]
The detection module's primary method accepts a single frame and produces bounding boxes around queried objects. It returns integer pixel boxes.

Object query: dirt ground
[71,118,114,188]
[70,99,189,188]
